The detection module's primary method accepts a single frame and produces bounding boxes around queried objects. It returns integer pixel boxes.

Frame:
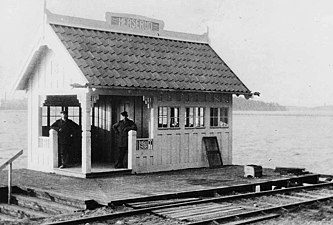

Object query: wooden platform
[53,163,131,178]
[0,166,316,206]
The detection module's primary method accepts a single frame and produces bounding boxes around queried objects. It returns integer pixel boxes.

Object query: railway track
[44,178,333,225]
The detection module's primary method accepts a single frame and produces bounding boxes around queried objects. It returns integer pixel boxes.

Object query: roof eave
[14,45,49,91]
[87,84,251,95]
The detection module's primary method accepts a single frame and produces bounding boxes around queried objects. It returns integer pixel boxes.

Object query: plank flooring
[0,166,291,206]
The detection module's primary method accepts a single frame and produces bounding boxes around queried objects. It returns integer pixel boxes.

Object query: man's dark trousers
[116,147,127,168]
[59,144,70,166]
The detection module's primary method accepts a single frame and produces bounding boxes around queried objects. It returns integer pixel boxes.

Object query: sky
[0,0,333,107]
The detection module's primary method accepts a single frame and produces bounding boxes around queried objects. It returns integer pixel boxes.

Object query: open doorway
[91,95,149,168]
[41,95,82,165]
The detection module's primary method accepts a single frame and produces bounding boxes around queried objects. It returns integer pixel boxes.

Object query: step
[14,186,97,210]
[11,194,83,215]
[0,203,50,219]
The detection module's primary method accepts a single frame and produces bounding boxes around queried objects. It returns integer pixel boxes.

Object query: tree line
[233,97,287,111]
[0,97,287,111]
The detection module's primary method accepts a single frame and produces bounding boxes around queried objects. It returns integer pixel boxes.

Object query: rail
[44,174,326,225]
[0,149,23,204]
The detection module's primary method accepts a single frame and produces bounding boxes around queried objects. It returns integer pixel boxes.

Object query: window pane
[220,107,228,127]
[42,117,47,126]
[185,108,188,127]
[210,108,218,127]
[42,107,48,116]
[199,107,205,127]
[170,107,179,127]
[50,107,56,116]
[56,107,62,116]
[50,116,57,125]
[185,107,194,127]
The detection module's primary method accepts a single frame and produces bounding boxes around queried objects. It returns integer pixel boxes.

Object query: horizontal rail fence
[0,149,23,204]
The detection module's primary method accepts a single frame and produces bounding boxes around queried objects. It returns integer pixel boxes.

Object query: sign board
[203,137,223,168]
[106,12,164,33]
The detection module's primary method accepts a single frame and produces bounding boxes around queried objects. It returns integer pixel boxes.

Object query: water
[233,111,333,174]
[0,110,332,174]
[0,110,27,169]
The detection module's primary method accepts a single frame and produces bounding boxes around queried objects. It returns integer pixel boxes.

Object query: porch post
[80,92,92,174]
[128,130,137,170]
[49,129,58,169]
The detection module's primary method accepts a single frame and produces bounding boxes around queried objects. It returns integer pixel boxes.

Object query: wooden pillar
[80,92,92,174]
[8,162,12,204]
[128,130,137,171]
[49,129,58,169]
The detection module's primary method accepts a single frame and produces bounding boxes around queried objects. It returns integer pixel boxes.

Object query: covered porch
[32,93,154,178]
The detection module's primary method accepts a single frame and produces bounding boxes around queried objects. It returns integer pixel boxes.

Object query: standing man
[112,111,137,168]
[51,110,80,169]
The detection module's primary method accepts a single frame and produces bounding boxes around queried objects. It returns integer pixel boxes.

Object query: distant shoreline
[233,110,333,117]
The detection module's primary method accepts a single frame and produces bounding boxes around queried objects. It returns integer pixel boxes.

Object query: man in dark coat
[112,111,137,168]
[51,111,80,169]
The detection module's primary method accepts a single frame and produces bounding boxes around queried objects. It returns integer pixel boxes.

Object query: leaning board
[202,137,223,168]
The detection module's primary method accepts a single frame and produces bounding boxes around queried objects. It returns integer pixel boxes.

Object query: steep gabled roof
[49,23,250,94]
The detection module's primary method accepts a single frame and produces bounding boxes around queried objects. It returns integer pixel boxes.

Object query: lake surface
[1,110,332,174]
[233,111,333,174]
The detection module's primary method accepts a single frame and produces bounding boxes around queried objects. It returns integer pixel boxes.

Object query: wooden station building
[14,10,251,178]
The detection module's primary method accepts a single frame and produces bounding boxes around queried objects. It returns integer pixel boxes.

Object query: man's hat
[60,110,68,115]
[120,111,128,117]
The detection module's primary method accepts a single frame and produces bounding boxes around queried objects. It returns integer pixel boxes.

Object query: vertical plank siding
[27,47,87,173]
[133,92,233,173]
[26,44,234,175]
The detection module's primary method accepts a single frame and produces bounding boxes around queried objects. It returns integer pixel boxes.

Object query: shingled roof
[51,24,250,94]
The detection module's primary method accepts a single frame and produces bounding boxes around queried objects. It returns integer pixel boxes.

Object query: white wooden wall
[134,93,233,173]
[26,28,88,173]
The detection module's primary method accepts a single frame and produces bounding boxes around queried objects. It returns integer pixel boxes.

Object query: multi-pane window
[210,107,229,127]
[49,106,63,126]
[185,107,205,128]
[41,106,81,136]
[158,107,180,128]
[68,106,81,125]
[158,107,168,128]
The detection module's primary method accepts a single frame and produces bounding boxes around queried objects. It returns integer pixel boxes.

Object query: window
[41,106,63,136]
[49,106,63,126]
[40,106,81,136]
[158,107,168,128]
[210,108,219,127]
[220,108,228,127]
[68,106,81,125]
[185,107,194,127]
[158,107,180,128]
[185,107,205,128]
[170,107,179,128]
[210,107,229,127]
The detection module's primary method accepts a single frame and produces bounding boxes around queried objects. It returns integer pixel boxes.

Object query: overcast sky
[1,0,333,107]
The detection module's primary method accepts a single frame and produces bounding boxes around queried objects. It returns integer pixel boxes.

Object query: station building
[15,10,252,178]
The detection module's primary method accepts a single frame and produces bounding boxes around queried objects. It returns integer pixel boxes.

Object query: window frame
[40,105,82,137]
[185,106,205,128]
[210,107,229,128]
[158,106,180,129]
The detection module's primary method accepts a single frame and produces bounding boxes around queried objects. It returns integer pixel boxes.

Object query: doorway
[91,95,149,167]
[41,95,82,165]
